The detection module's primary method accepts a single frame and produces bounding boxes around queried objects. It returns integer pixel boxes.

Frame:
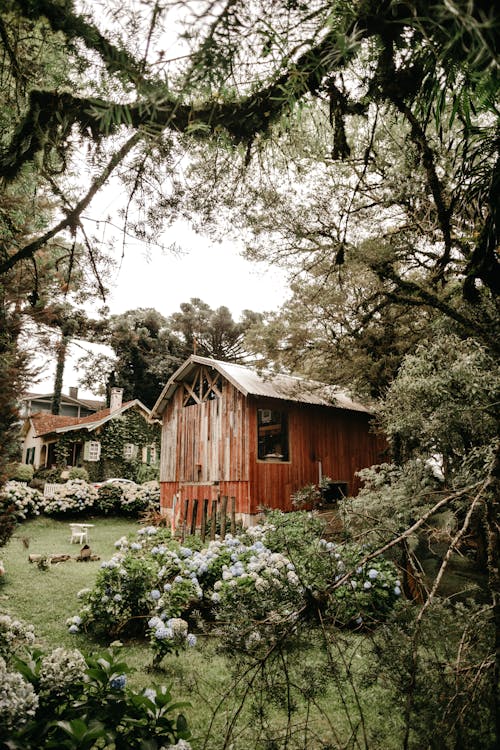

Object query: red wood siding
[159,372,385,523]
[247,398,385,514]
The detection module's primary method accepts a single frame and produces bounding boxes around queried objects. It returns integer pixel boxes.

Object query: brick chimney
[69,386,79,399]
[110,387,123,413]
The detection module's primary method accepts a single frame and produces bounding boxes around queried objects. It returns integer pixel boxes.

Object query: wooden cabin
[150,356,386,527]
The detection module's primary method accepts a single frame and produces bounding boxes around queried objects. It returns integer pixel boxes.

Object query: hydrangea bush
[148,616,197,668]
[0,617,191,749]
[94,481,160,516]
[40,479,98,516]
[0,481,43,520]
[71,512,402,665]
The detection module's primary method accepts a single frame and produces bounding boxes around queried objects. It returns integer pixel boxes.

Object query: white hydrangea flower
[39,648,87,694]
[0,660,39,729]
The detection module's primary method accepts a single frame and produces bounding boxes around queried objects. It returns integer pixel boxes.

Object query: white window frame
[84,440,101,462]
[123,443,138,461]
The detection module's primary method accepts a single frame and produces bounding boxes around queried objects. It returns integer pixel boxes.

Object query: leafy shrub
[121,481,160,516]
[33,467,63,484]
[136,462,159,483]
[0,481,43,521]
[5,463,34,483]
[0,617,191,749]
[95,484,123,515]
[68,467,89,482]
[40,480,97,516]
[148,616,197,668]
[94,481,160,518]
[370,599,496,749]
[72,515,402,666]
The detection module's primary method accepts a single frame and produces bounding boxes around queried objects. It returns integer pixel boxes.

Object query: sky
[30,217,290,399]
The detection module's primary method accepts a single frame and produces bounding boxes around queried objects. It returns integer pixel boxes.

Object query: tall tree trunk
[51,335,69,415]
[484,441,500,749]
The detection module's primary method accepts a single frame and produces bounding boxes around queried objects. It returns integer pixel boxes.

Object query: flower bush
[71,513,402,667]
[94,480,160,517]
[0,616,191,749]
[40,479,98,516]
[121,480,160,516]
[148,616,197,668]
[0,614,36,660]
[0,481,43,520]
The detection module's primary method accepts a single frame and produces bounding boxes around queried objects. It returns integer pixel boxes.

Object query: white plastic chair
[69,525,88,544]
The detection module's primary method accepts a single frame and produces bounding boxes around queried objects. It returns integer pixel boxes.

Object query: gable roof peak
[151,356,371,418]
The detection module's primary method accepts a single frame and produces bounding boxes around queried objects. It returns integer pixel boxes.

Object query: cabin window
[25,447,35,465]
[257,409,289,461]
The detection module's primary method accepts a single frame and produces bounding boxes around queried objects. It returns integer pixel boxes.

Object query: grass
[0,517,402,749]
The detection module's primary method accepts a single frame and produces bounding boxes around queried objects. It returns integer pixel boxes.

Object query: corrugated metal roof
[151,356,371,417]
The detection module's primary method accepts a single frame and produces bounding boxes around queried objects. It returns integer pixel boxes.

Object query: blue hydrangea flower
[187,633,197,647]
[150,589,161,600]
[110,675,127,690]
[68,624,79,634]
[368,568,379,579]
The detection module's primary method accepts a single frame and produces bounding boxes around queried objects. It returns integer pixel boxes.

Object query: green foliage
[77,551,161,638]
[73,517,402,667]
[67,467,89,482]
[379,334,500,473]
[148,617,197,669]
[5,463,34,482]
[135,462,159,483]
[0,627,191,750]
[370,599,496,749]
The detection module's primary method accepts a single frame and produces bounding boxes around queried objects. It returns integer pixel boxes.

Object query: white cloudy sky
[30,217,289,398]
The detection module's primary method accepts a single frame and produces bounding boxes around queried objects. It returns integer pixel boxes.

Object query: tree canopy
[0,0,498,302]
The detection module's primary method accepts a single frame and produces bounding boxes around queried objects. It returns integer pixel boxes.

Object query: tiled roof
[31,400,142,436]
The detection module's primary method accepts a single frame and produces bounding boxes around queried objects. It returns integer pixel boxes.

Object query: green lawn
[0,517,402,749]
[1,516,140,650]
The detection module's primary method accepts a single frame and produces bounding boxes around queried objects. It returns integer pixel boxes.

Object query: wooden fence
[177,495,237,542]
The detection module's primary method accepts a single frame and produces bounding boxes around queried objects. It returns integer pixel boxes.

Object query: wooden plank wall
[248,399,386,514]
[160,382,249,485]
[159,378,386,523]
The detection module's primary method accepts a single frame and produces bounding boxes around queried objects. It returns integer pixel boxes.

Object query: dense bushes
[0,480,160,520]
[70,513,402,667]
[0,614,191,749]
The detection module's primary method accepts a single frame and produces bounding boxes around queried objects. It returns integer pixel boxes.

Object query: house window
[257,409,289,461]
[83,440,101,461]
[143,445,157,465]
[123,443,138,460]
[25,447,35,465]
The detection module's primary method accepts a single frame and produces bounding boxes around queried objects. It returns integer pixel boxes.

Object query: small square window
[84,440,101,462]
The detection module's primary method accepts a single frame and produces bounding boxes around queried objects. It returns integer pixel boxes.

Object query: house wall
[159,379,252,519]
[248,398,385,514]
[159,385,386,526]
[22,425,44,468]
